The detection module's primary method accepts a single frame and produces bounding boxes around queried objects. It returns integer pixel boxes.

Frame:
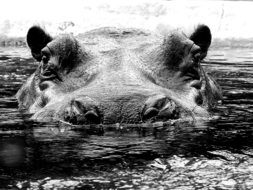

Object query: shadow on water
[0,46,253,189]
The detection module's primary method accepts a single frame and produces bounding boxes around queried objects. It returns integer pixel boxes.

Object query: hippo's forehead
[75,27,193,55]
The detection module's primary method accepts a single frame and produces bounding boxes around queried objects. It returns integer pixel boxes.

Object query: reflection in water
[0,138,24,167]
[0,46,253,189]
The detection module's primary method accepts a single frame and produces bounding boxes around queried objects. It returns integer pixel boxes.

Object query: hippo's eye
[192,52,201,63]
[41,47,51,64]
[190,45,201,63]
[42,55,49,64]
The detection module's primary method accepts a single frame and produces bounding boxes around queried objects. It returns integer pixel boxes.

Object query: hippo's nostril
[190,80,202,89]
[62,97,102,125]
[195,92,203,105]
[84,110,101,124]
[143,107,159,121]
[143,95,181,122]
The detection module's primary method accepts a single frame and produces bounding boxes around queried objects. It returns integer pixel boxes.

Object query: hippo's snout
[31,91,184,125]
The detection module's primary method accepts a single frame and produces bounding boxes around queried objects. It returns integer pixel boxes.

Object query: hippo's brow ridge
[45,45,53,55]
[189,42,196,54]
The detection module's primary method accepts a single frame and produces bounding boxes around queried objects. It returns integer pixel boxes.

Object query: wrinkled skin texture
[16,25,222,124]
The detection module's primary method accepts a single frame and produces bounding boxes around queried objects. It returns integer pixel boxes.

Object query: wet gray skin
[16,25,222,124]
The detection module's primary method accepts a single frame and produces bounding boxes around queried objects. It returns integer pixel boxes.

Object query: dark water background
[0,45,253,189]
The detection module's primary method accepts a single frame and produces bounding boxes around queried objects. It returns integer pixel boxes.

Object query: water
[0,45,253,189]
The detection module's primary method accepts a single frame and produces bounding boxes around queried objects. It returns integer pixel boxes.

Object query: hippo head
[16,25,222,124]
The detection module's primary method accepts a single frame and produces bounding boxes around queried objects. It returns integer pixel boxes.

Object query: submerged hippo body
[16,25,222,124]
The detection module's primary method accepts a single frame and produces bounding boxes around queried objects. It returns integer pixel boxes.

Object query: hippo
[16,25,222,124]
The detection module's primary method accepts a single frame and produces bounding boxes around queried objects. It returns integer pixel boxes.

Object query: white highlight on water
[0,0,252,39]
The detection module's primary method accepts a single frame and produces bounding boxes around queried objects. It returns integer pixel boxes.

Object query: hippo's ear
[190,25,211,59]
[27,26,53,61]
